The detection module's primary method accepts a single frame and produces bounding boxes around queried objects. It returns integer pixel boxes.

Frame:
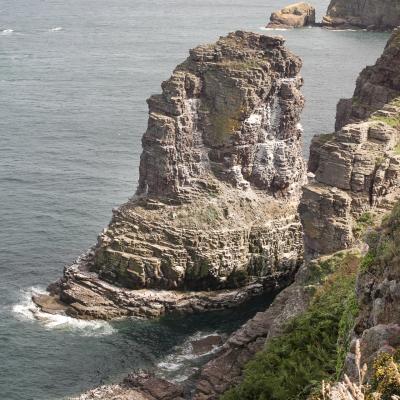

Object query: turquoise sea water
[0,1,389,398]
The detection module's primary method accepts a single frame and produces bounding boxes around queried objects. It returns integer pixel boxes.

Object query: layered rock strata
[322,0,400,31]
[344,210,400,378]
[267,2,316,29]
[38,31,307,320]
[299,31,400,256]
[300,102,400,256]
[336,29,400,131]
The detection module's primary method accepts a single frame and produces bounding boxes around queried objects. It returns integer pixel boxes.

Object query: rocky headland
[211,28,400,400]
[35,31,306,321]
[266,2,316,29]
[322,0,400,31]
[35,23,400,400]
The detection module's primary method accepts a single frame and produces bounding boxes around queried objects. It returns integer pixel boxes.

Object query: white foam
[260,26,289,31]
[49,27,63,32]
[330,29,366,32]
[1,29,14,35]
[12,287,116,337]
[157,331,223,382]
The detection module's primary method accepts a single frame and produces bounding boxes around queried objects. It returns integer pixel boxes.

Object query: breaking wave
[12,287,116,337]
[157,331,223,382]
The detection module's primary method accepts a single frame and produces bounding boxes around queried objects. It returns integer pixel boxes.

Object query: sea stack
[35,31,307,320]
[267,3,316,29]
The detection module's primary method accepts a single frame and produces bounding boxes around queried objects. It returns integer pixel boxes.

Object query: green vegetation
[221,252,360,400]
[361,202,400,274]
[371,114,400,128]
[316,133,335,144]
[370,351,400,400]
[353,212,375,238]
[335,289,358,376]
[395,143,400,155]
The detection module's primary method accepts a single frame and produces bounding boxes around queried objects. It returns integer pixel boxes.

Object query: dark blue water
[0,1,389,399]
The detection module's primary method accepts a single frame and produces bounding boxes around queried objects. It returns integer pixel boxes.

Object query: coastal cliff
[36,31,306,320]
[201,29,400,400]
[323,0,400,30]
[299,29,400,256]
[336,29,400,131]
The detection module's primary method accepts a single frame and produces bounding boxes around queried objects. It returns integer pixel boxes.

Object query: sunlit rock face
[300,30,400,256]
[138,31,305,199]
[323,0,400,31]
[41,31,307,320]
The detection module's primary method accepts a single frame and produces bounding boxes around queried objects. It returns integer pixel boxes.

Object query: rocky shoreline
[31,15,400,400]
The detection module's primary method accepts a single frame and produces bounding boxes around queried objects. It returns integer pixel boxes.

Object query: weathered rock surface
[300,103,400,255]
[38,248,294,320]
[267,2,316,29]
[299,31,400,256]
[343,208,400,379]
[38,31,307,319]
[322,0,400,31]
[336,28,400,131]
[72,372,184,400]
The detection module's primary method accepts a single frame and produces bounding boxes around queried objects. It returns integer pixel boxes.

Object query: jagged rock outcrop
[322,0,400,31]
[266,2,316,29]
[343,204,400,380]
[299,30,400,256]
[37,31,307,320]
[336,29,400,131]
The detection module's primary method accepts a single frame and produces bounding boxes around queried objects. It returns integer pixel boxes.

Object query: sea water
[0,0,389,398]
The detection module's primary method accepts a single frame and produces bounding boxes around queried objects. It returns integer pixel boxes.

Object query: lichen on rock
[38,31,307,320]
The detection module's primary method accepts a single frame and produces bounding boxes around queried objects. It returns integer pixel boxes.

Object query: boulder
[267,3,316,29]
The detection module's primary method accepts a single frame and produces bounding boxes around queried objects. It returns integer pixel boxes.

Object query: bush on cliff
[221,253,360,400]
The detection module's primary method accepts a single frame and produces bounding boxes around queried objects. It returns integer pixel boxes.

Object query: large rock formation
[299,30,400,256]
[336,29,400,131]
[322,0,400,31]
[340,204,400,383]
[266,2,316,29]
[37,31,306,320]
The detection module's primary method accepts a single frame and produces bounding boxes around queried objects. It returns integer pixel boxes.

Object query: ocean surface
[0,1,390,399]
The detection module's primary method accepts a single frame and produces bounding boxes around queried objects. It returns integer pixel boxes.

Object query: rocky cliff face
[342,204,400,381]
[336,29,400,131]
[299,30,400,256]
[39,31,306,320]
[323,0,400,30]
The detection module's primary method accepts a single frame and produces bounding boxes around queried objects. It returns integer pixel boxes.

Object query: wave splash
[49,27,63,32]
[157,331,223,382]
[12,287,116,337]
[1,29,14,35]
